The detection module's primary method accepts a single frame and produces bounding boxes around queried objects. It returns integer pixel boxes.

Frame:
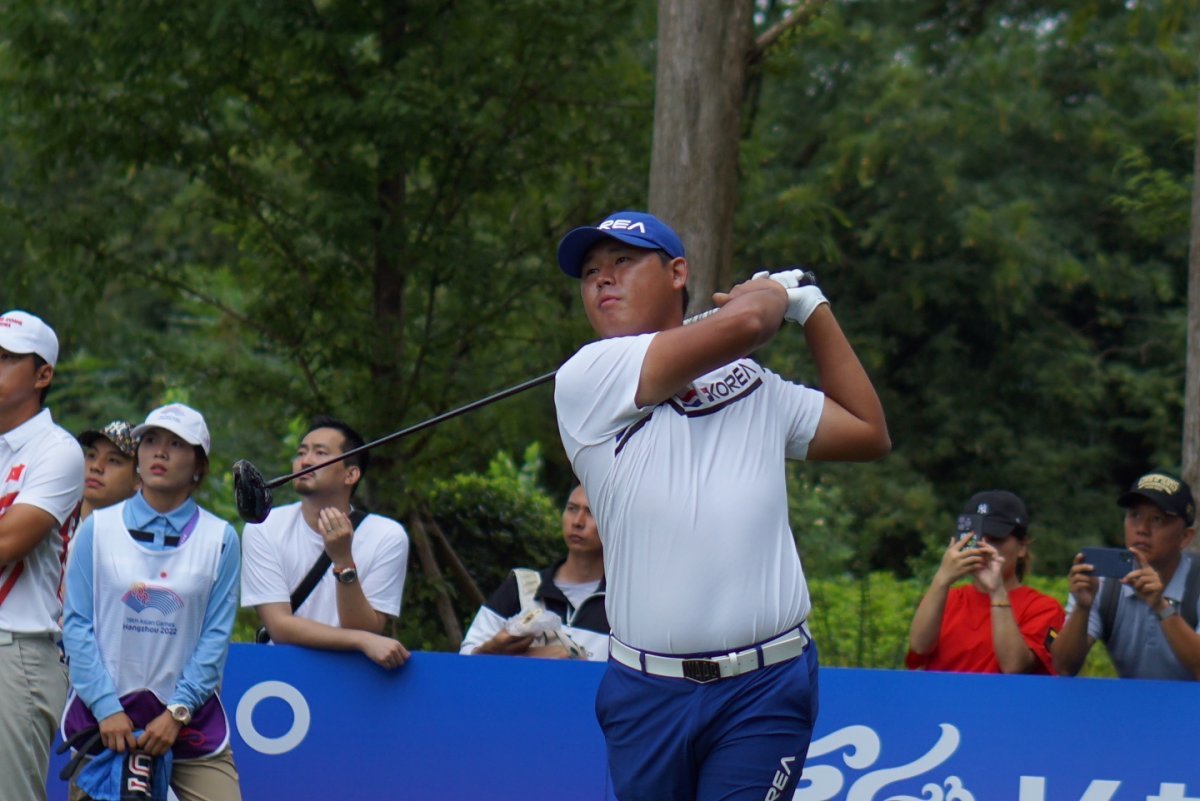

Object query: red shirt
[906,585,1064,674]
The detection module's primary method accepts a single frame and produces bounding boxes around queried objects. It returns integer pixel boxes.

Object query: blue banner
[50,644,1200,800]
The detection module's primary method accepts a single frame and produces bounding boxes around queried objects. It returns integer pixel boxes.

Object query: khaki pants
[68,746,242,801]
[0,631,68,801]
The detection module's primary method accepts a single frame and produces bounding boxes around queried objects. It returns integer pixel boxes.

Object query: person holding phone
[1051,472,1200,680]
[907,490,1064,674]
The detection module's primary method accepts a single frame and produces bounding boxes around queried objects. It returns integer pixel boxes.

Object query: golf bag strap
[513,568,542,614]
[1179,557,1200,630]
[290,508,368,611]
[1098,576,1119,642]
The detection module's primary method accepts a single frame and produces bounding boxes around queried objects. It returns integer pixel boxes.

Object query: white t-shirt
[555,334,824,654]
[240,501,409,627]
[0,408,84,633]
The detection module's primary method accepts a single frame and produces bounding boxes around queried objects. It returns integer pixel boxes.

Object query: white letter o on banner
[235,680,311,755]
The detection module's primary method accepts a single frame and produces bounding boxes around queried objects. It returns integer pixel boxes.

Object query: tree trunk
[367,2,409,494]
[649,0,755,315]
[1185,81,1200,548]
[408,514,463,644]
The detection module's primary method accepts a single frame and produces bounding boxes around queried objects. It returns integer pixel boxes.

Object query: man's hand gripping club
[751,268,828,326]
[686,267,824,327]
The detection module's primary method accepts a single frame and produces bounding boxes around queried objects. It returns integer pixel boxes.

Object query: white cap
[133,403,211,455]
[0,310,60,367]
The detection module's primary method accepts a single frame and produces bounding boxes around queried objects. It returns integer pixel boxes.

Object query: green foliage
[399,448,562,650]
[743,0,1198,575]
[0,0,1195,659]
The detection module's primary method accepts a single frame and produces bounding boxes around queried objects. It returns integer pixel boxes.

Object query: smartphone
[1080,547,1137,578]
[955,514,982,549]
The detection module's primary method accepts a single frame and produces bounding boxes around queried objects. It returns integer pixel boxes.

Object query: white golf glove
[752,269,828,326]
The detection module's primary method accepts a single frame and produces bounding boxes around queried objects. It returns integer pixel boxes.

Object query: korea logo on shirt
[667,360,763,418]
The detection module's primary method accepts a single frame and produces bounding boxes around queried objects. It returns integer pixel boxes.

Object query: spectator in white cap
[62,402,244,799]
[0,309,84,801]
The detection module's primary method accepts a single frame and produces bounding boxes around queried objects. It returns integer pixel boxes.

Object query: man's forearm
[1051,609,1091,676]
[803,308,886,434]
[335,583,387,634]
[266,613,372,651]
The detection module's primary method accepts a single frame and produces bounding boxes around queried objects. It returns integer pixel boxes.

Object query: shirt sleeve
[358,520,409,618]
[458,606,507,655]
[554,335,657,458]
[764,370,825,460]
[170,524,240,712]
[239,521,290,607]
[62,517,125,721]
[1016,591,1066,674]
[14,435,84,525]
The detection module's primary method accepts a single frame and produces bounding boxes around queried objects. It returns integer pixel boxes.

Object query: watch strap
[1157,601,1179,622]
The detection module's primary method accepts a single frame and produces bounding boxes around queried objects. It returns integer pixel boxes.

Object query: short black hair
[305,415,369,488]
[32,354,50,405]
[655,250,689,314]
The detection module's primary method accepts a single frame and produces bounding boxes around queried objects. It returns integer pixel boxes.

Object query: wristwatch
[167,703,192,726]
[333,564,358,585]
[1156,601,1179,622]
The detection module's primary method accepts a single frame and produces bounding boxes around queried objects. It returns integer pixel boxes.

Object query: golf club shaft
[267,370,557,489]
[265,270,814,488]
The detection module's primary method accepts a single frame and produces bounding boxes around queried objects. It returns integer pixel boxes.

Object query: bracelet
[991,601,1011,608]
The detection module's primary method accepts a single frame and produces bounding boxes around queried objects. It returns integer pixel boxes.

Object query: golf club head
[233,459,273,524]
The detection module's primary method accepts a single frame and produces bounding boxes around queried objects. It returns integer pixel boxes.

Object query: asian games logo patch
[122,582,184,616]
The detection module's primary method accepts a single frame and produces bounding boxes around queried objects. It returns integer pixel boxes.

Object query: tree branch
[749,0,827,65]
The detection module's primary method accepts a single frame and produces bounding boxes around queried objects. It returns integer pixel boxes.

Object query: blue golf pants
[596,640,819,801]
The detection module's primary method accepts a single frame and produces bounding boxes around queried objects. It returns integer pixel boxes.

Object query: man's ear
[1182,525,1196,551]
[670,257,689,290]
[344,464,362,488]
[34,363,54,390]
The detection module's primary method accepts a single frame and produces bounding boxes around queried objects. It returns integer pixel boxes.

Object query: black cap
[961,490,1029,539]
[1117,472,1195,526]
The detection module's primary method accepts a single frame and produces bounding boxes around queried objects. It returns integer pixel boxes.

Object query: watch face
[336,568,358,584]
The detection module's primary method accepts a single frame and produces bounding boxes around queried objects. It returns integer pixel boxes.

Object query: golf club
[232,269,816,523]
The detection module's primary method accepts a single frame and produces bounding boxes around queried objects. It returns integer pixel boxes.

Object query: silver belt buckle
[681,659,721,684]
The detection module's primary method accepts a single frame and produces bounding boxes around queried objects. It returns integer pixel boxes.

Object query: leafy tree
[743,0,1198,573]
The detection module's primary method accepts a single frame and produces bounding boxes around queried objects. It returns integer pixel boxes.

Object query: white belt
[609,626,809,684]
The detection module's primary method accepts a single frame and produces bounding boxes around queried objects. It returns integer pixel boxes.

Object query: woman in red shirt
[907,490,1065,674]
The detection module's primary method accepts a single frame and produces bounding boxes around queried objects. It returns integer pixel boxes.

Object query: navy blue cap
[961,490,1030,538]
[556,211,685,278]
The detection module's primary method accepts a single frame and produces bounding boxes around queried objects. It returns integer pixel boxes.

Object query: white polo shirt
[241,501,409,626]
[555,333,824,654]
[0,408,85,633]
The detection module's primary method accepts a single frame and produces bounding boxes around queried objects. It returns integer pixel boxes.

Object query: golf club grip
[684,269,817,326]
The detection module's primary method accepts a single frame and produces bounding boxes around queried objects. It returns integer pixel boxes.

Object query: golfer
[554,211,890,801]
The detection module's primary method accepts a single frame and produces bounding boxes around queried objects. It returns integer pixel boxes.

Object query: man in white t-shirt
[0,310,84,801]
[241,416,411,669]
[553,212,890,801]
